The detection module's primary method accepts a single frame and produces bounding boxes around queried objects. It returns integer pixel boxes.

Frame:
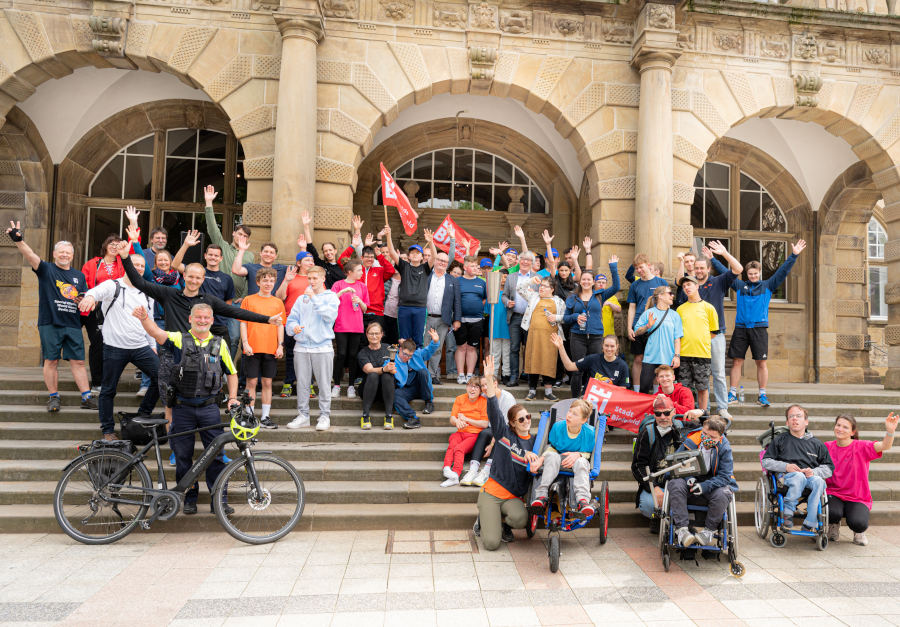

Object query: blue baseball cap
[594,273,607,281]
[550,248,559,258]
[296,251,310,262]
[505,247,518,255]
[408,244,423,253]
[480,258,493,268]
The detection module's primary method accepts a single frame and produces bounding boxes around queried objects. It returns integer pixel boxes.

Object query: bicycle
[53,392,305,545]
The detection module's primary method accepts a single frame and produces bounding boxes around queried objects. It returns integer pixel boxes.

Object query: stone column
[271,12,323,262]
[631,1,680,268]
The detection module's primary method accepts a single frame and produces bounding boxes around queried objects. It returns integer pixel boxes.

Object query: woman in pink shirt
[331,259,369,400]
[826,412,897,546]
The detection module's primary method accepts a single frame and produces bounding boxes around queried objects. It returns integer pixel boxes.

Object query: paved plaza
[2,524,900,626]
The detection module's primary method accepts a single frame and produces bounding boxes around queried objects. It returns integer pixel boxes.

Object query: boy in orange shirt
[441,377,490,487]
[240,267,286,429]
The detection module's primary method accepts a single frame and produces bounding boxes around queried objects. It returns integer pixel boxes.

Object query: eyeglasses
[516,414,532,423]
[654,410,673,417]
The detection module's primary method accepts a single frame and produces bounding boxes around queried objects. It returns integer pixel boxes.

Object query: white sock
[261,403,271,419]
[633,385,640,392]
[469,460,480,473]
[484,459,493,469]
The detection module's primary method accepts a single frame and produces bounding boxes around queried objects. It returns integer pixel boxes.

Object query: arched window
[691,162,792,301]
[375,148,546,213]
[868,217,887,319]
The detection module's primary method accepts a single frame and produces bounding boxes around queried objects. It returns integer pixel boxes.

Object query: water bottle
[738,385,745,403]
[579,311,587,332]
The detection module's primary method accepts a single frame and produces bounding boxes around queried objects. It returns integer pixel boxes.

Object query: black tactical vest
[173,335,223,399]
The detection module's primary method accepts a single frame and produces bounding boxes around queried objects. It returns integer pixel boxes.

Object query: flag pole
[383,204,389,229]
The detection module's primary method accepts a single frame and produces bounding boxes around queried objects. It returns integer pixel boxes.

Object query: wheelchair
[651,430,744,577]
[527,398,610,573]
[754,422,830,551]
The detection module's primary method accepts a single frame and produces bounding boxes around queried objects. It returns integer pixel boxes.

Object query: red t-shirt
[656,382,695,414]
[825,439,882,509]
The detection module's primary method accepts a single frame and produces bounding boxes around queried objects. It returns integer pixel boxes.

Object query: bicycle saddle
[131,415,169,428]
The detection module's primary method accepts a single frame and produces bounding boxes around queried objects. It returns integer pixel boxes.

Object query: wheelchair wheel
[816,533,828,551]
[754,477,770,539]
[548,533,560,573]
[770,532,786,548]
[662,547,671,572]
[729,560,746,578]
[658,516,669,557]
[525,512,538,539]
[726,496,739,556]
[598,481,609,545]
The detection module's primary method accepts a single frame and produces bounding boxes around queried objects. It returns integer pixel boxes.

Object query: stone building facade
[0,0,898,386]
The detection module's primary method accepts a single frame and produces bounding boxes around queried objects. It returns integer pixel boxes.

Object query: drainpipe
[47,164,59,259]
[812,209,819,383]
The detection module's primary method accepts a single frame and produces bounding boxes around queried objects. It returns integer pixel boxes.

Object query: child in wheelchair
[529,398,596,518]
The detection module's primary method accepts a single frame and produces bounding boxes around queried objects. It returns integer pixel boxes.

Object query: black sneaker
[423,402,434,414]
[473,517,481,537]
[528,496,548,515]
[259,417,278,430]
[544,391,559,401]
[525,390,536,401]
[432,376,443,386]
[214,503,235,515]
[505,378,519,388]
[80,396,98,410]
[403,418,421,429]
[501,523,514,543]
[183,502,198,515]
[47,396,61,413]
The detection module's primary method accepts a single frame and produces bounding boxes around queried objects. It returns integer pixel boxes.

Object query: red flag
[380,162,418,236]
[433,215,481,262]
[582,378,654,433]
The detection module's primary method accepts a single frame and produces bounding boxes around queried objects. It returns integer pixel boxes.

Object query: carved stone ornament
[864,47,889,65]
[89,15,127,57]
[793,72,823,107]
[647,4,674,29]
[712,31,742,51]
[322,0,359,19]
[603,19,633,44]
[819,40,845,63]
[185,106,204,129]
[252,0,280,11]
[499,9,531,34]
[760,37,788,59]
[469,3,498,29]
[433,3,466,28]
[793,33,817,60]
[469,45,497,81]
[380,0,413,22]
[676,26,694,50]
[554,17,583,38]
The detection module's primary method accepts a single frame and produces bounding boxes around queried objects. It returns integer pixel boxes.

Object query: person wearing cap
[675,274,719,419]
[276,248,316,397]
[384,224,438,349]
[593,273,621,338]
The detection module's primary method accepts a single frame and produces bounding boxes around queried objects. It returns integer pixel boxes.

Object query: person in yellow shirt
[441,378,489,487]
[675,275,719,415]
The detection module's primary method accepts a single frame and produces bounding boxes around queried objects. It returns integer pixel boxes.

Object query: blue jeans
[782,472,827,528]
[99,345,160,435]
[508,312,524,380]
[398,305,427,348]
[141,318,165,390]
[638,489,655,519]
[170,403,227,506]
[394,369,431,421]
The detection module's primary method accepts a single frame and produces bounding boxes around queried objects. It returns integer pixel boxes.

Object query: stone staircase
[1,369,899,533]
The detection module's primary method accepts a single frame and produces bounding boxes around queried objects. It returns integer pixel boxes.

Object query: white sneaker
[853,532,868,546]
[676,527,696,547]
[827,522,840,542]
[460,467,479,486]
[694,529,716,547]
[440,472,459,488]
[331,385,341,398]
[347,386,357,399]
[136,386,148,397]
[465,374,473,383]
[287,415,310,429]
[442,465,455,480]
[456,374,466,385]
[474,464,491,486]
[316,416,331,431]
[718,408,732,420]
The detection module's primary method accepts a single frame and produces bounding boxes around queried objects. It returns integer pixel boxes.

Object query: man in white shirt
[425,251,461,385]
[80,254,160,440]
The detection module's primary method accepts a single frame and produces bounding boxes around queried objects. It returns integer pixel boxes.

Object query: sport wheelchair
[527,398,610,573]
[648,423,744,577]
[754,422,830,551]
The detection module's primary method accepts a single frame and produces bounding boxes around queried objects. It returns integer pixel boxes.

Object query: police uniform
[165,330,236,509]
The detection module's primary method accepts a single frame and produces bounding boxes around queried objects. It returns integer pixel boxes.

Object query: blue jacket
[731,253,797,328]
[564,262,620,335]
[286,290,339,351]
[678,430,739,494]
[427,272,461,326]
[394,340,439,394]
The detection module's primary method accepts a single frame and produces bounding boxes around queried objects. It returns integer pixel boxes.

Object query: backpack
[636,413,685,450]
[104,279,152,318]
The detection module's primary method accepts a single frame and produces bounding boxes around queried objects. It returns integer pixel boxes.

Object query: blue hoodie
[731,253,797,328]
[286,289,339,351]
[394,341,439,394]
[678,430,739,494]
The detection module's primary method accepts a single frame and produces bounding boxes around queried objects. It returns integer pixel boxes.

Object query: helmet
[229,404,259,441]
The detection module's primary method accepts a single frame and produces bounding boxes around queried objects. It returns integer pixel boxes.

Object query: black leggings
[569,333,603,397]
[827,495,870,533]
[640,362,663,394]
[333,332,362,385]
[359,371,395,417]
[528,373,551,389]
[81,310,103,388]
[470,428,494,462]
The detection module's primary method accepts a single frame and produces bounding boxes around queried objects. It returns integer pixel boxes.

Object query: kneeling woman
[476,356,541,550]
[826,412,898,545]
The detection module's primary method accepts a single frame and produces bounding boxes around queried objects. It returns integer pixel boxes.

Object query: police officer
[134,302,240,515]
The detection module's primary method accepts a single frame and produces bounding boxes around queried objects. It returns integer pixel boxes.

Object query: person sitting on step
[441,377,489,487]
[459,380,517,487]
[392,328,440,429]
[356,321,396,431]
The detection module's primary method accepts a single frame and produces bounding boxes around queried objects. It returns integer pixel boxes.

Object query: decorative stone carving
[864,47,888,65]
[499,9,531,34]
[794,72,823,107]
[469,3,497,29]
[88,16,127,57]
[793,33,817,59]
[469,45,497,82]
[712,31,742,52]
[647,4,674,29]
[322,0,359,19]
[676,26,694,50]
[553,17,583,38]
[433,3,466,28]
[819,40,845,63]
[185,105,204,128]
[760,37,788,59]
[379,0,413,22]
[251,0,279,11]
[603,19,632,44]
[403,181,420,209]
[508,186,525,214]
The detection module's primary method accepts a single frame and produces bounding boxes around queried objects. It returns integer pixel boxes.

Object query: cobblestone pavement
[2,525,900,626]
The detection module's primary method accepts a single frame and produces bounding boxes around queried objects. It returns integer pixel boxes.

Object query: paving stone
[0,602,80,622]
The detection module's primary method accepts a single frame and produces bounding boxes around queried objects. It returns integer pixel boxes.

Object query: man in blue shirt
[728,240,806,407]
[231,237,288,296]
[627,254,668,391]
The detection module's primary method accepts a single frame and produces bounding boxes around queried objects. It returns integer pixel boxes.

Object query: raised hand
[497,240,509,253]
[446,222,455,239]
[708,240,727,256]
[284,265,297,282]
[583,236,592,250]
[203,185,218,206]
[542,229,554,244]
[6,220,22,241]
[887,412,898,433]
[609,254,618,265]
[365,233,375,247]
[184,229,201,247]
[126,224,140,243]
[114,240,131,258]
[351,214,363,233]
[301,211,312,227]
[464,239,471,255]
[383,224,391,237]
[568,245,580,260]
[483,355,494,379]
[423,228,434,244]
[124,206,140,225]
[235,232,250,252]
[792,239,807,255]
[427,327,439,343]
[513,224,524,239]
[701,245,713,259]
[377,227,387,240]
[351,231,362,247]
[297,234,307,250]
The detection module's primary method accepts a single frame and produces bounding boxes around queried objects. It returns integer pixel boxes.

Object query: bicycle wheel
[53,449,152,545]
[213,454,305,544]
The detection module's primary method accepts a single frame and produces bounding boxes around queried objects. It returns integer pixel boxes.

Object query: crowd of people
[13,188,892,545]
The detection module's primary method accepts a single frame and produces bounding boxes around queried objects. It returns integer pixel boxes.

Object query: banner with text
[582,378,655,433]
[433,215,481,262]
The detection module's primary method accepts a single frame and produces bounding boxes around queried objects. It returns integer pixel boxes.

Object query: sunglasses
[654,410,673,417]
[516,414,532,423]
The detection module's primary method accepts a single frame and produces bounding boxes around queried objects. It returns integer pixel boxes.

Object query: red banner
[432,215,481,262]
[582,378,654,433]
[380,162,418,235]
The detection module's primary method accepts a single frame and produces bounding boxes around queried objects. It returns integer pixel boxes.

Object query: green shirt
[205,205,254,300]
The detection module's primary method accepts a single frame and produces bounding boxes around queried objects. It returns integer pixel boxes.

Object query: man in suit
[425,251,461,385]
[501,251,536,387]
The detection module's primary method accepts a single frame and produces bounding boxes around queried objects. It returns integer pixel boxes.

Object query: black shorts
[677,357,711,391]
[728,327,768,361]
[630,332,648,357]
[454,320,483,347]
[244,353,277,379]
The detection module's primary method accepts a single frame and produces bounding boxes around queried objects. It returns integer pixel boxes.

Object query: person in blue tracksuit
[728,240,806,408]
[393,328,440,429]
